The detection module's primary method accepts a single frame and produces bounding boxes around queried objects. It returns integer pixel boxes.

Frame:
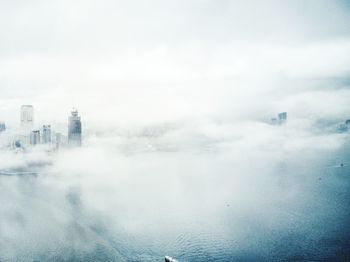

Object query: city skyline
[0,105,82,149]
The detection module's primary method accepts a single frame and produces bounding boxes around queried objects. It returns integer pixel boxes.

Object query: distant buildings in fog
[270,112,288,126]
[0,105,82,151]
[269,112,350,134]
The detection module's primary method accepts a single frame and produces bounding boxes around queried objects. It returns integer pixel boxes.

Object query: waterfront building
[68,108,82,147]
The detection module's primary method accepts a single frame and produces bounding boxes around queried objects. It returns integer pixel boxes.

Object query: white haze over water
[0,0,350,261]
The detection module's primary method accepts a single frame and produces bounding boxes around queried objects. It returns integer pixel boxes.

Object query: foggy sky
[0,0,349,128]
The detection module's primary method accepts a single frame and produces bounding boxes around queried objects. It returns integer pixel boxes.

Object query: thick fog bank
[0,119,349,261]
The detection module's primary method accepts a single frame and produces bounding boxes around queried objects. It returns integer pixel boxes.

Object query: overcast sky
[0,0,349,128]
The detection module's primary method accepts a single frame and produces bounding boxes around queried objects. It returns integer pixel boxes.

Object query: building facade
[68,109,82,147]
[30,130,41,145]
[42,125,51,143]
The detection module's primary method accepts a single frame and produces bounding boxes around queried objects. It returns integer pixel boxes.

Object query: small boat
[165,256,179,262]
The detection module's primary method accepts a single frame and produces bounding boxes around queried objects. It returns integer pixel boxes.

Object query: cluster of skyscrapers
[0,105,82,150]
[270,112,288,126]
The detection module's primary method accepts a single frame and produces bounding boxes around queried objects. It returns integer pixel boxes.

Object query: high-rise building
[68,108,82,147]
[278,112,287,125]
[0,122,5,132]
[21,105,34,129]
[42,125,51,143]
[30,130,41,145]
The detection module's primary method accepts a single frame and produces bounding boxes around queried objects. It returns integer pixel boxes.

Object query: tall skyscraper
[20,105,34,129]
[42,125,51,144]
[30,130,41,145]
[68,108,82,147]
